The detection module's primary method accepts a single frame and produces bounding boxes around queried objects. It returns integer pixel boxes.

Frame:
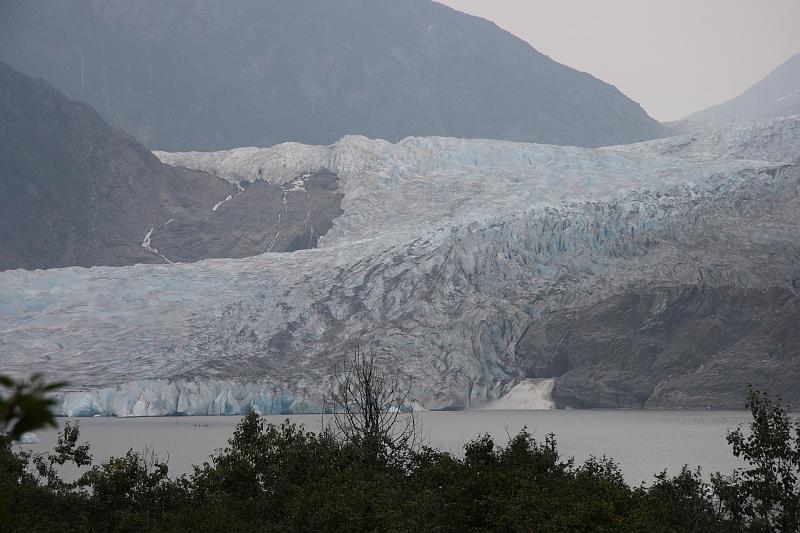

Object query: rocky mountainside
[688,52,800,122]
[150,173,342,263]
[1,116,797,414]
[518,286,800,409]
[0,63,341,270]
[0,0,663,151]
[0,61,231,270]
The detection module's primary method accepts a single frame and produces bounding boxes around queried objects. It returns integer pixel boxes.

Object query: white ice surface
[2,117,799,415]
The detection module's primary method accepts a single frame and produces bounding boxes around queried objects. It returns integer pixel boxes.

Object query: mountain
[2,116,798,414]
[519,286,800,409]
[0,61,230,270]
[0,0,664,151]
[0,62,342,270]
[688,52,800,122]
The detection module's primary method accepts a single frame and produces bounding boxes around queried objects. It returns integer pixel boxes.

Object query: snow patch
[774,88,800,104]
[141,223,174,264]
[265,231,280,253]
[286,176,308,193]
[212,194,233,211]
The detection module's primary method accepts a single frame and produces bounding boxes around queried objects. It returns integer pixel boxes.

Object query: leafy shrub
[1,386,798,532]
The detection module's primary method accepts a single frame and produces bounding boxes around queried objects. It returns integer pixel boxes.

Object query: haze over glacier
[2,115,798,416]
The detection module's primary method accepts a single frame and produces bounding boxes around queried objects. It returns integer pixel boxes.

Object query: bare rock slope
[518,286,800,409]
[0,63,341,270]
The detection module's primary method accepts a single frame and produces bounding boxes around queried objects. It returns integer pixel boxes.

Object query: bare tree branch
[327,343,419,463]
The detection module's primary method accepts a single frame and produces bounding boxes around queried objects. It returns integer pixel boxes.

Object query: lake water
[21,410,752,486]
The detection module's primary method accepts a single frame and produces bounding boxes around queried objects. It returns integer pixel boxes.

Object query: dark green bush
[1,387,798,532]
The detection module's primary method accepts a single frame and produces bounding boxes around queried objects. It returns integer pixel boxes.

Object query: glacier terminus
[1,116,799,416]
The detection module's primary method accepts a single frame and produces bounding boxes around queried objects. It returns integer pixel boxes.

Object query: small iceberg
[20,432,40,444]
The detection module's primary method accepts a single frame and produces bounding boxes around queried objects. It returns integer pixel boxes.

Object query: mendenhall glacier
[2,116,799,416]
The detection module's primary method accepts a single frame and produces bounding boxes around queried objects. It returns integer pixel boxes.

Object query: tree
[328,343,418,464]
[720,386,800,532]
[79,446,172,529]
[32,422,92,492]
[0,374,65,441]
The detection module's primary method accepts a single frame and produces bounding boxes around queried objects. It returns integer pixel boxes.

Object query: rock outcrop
[0,63,341,270]
[517,286,800,409]
[0,61,236,270]
[148,172,343,263]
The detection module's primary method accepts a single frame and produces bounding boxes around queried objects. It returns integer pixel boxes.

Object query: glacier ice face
[57,379,322,417]
[2,117,800,416]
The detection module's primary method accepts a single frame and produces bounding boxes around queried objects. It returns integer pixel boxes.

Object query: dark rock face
[150,173,343,263]
[516,286,800,409]
[0,61,235,270]
[0,62,342,270]
[0,0,664,151]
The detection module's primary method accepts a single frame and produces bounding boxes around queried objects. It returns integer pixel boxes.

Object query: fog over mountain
[0,0,663,151]
[689,52,800,122]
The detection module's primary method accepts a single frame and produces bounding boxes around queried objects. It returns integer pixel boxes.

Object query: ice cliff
[2,116,799,415]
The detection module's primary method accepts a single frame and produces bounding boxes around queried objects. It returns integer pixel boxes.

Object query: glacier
[155,116,800,248]
[2,116,799,415]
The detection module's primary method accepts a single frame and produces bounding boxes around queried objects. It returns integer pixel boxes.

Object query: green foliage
[1,387,800,531]
[0,434,32,485]
[632,467,734,532]
[719,387,800,532]
[0,434,32,526]
[79,448,173,530]
[0,373,66,441]
[0,373,68,527]
[32,422,93,491]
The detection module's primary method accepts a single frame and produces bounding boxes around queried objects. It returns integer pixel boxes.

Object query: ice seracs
[57,379,323,417]
[156,116,800,248]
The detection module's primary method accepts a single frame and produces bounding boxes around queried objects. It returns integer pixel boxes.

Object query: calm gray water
[22,410,751,486]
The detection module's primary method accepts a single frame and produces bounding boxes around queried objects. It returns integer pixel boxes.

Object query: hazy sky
[437,0,800,121]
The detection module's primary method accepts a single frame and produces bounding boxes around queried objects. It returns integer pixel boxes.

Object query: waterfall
[483,378,555,410]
